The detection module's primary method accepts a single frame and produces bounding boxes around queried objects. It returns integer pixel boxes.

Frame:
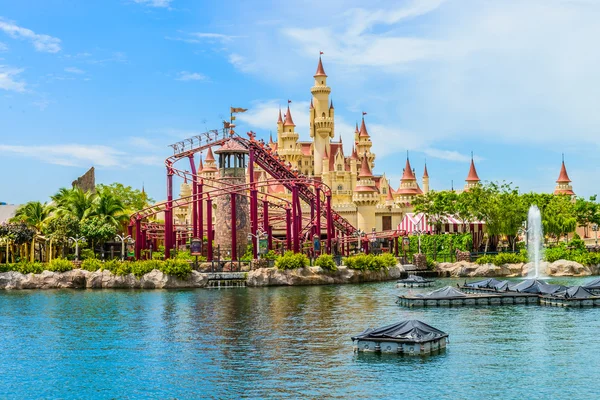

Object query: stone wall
[214,177,249,258]
[456,250,471,262]
[413,253,427,269]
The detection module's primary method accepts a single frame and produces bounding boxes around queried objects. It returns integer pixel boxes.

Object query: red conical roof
[205,147,215,162]
[277,108,283,124]
[355,123,359,134]
[283,105,295,127]
[359,153,373,178]
[359,117,370,138]
[269,132,274,144]
[198,155,204,172]
[557,161,571,183]
[423,163,429,178]
[330,99,334,109]
[386,181,394,201]
[466,158,480,182]
[350,145,359,160]
[401,157,416,180]
[315,56,327,77]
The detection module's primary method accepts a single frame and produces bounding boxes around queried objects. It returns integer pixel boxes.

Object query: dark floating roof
[415,286,466,298]
[398,275,433,284]
[465,278,503,289]
[583,278,600,290]
[509,279,566,295]
[351,320,448,343]
[555,286,595,299]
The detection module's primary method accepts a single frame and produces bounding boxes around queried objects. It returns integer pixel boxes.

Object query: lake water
[1,277,599,399]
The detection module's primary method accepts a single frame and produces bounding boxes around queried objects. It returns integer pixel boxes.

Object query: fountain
[526,205,545,279]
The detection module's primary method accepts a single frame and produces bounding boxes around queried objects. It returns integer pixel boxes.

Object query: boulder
[546,260,590,276]
[436,261,524,277]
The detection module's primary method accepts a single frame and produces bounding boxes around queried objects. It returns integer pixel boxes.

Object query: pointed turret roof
[401,154,416,180]
[359,117,370,138]
[386,180,394,201]
[314,56,327,77]
[283,105,295,127]
[205,146,215,162]
[350,145,359,160]
[198,155,204,172]
[359,152,373,178]
[423,162,429,178]
[355,122,359,134]
[330,99,334,109]
[277,108,283,124]
[310,99,314,109]
[556,159,571,183]
[269,132,274,145]
[466,155,480,182]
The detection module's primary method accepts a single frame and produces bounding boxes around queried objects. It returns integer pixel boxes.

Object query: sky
[1,0,599,205]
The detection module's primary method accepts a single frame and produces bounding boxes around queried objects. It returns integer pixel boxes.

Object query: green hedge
[315,254,337,271]
[343,254,397,271]
[47,258,73,272]
[405,233,473,257]
[275,251,309,270]
[475,251,528,265]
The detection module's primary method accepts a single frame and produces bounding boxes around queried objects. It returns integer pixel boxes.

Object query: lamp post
[593,224,599,246]
[247,229,266,259]
[354,229,364,254]
[68,236,86,262]
[412,229,423,254]
[115,234,132,261]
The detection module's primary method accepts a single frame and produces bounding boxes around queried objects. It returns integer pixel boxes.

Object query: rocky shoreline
[0,260,597,290]
[436,259,600,278]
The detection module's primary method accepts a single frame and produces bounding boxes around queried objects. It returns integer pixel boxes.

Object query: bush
[80,248,96,260]
[47,258,73,272]
[161,259,192,279]
[81,258,103,272]
[475,252,527,265]
[275,251,309,270]
[13,262,45,274]
[378,253,398,268]
[130,260,162,277]
[151,251,164,260]
[315,254,337,271]
[343,254,387,271]
[263,250,279,261]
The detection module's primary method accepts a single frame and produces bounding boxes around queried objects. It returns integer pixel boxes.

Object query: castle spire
[359,114,370,138]
[330,99,334,109]
[283,103,295,126]
[466,152,480,182]
[401,153,416,180]
[314,54,327,77]
[358,152,373,178]
[554,154,575,195]
[556,154,571,183]
[277,108,283,124]
[423,161,429,178]
[386,180,394,201]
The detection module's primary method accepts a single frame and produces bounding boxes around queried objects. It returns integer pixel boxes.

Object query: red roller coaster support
[326,194,332,254]
[189,155,198,239]
[292,185,299,253]
[165,168,174,259]
[249,148,258,259]
[207,195,213,261]
[268,225,273,250]
[128,224,133,238]
[198,180,204,241]
[231,192,237,261]
[262,197,269,250]
[315,187,321,238]
[286,207,292,251]
[135,215,141,260]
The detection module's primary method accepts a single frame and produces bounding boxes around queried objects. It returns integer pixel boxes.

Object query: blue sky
[1,0,599,205]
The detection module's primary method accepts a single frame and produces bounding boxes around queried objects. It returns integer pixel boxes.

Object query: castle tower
[356,116,375,168]
[396,153,423,203]
[353,153,379,231]
[278,104,303,167]
[423,162,429,194]
[310,56,334,176]
[213,139,250,260]
[464,153,480,191]
[201,147,218,180]
[349,145,359,191]
[554,155,575,196]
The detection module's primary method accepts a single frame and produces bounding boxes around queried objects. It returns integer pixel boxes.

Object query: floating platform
[352,320,448,356]
[397,274,435,287]
[397,292,539,307]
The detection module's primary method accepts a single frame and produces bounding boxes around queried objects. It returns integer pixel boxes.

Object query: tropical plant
[315,254,337,271]
[275,251,309,270]
[47,258,73,272]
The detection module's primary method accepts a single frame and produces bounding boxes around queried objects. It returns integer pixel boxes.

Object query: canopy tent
[351,320,448,343]
[465,278,503,289]
[398,213,485,249]
[509,279,566,295]
[583,278,600,290]
[555,286,595,299]
[415,286,466,298]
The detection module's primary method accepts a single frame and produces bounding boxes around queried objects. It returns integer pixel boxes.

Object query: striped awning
[399,213,484,235]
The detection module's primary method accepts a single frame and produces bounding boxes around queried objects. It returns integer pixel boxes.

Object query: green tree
[96,183,153,212]
[11,201,54,261]
[52,187,96,221]
[544,195,577,243]
[497,183,527,251]
[80,216,118,255]
[91,188,128,229]
[412,191,453,233]
[574,195,599,238]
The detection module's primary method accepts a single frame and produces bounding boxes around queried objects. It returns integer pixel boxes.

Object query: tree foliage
[96,183,153,212]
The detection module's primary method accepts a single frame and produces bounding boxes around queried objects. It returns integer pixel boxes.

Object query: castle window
[321,80,323,84]
[383,188,387,194]
[312,160,314,166]
[322,112,325,118]
[337,185,343,191]
[305,161,308,166]
[337,164,342,171]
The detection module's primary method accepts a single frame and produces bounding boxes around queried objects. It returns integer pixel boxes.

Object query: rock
[546,260,590,276]
[246,265,405,287]
[436,261,524,278]
[0,271,26,289]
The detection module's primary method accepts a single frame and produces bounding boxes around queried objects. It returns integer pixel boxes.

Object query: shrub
[263,250,279,261]
[315,254,337,271]
[81,258,103,272]
[103,259,122,274]
[275,251,309,270]
[130,260,163,277]
[476,252,527,266]
[378,253,398,268]
[151,251,164,260]
[161,259,192,279]
[343,254,386,271]
[13,262,45,274]
[47,258,73,272]
[80,248,96,260]
[475,255,495,265]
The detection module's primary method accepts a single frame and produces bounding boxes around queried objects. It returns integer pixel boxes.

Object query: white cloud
[0,65,25,92]
[422,148,483,163]
[0,42,7,52]
[0,144,124,167]
[64,67,84,74]
[0,19,61,53]
[190,32,237,42]
[133,0,173,8]
[176,71,207,81]
[128,136,160,150]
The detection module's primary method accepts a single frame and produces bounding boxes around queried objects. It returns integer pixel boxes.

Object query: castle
[174,56,575,234]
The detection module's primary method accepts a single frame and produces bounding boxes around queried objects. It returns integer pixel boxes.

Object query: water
[527,205,545,279]
[1,279,599,399]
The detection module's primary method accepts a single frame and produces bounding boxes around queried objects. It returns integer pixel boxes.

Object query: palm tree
[11,201,54,261]
[91,189,127,228]
[52,187,96,221]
